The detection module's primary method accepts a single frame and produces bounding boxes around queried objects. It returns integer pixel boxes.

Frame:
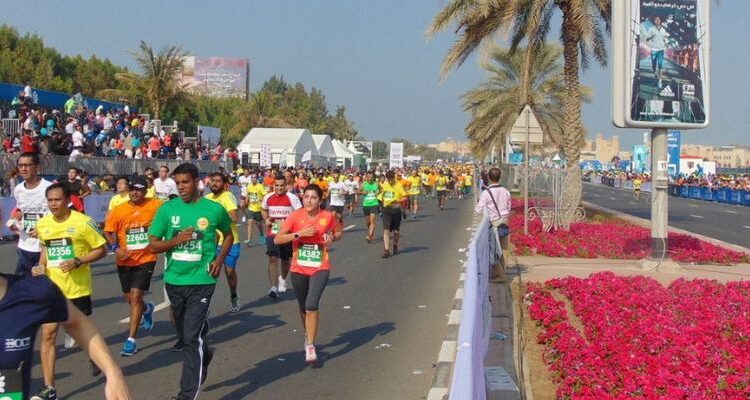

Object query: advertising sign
[197,125,221,148]
[182,57,249,99]
[259,144,272,168]
[667,130,681,175]
[633,145,651,173]
[389,142,404,169]
[613,0,710,129]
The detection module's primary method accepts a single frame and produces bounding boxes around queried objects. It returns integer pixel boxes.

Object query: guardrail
[669,184,750,205]
[450,212,492,399]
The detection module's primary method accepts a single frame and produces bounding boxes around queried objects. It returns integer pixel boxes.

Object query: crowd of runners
[0,152,475,400]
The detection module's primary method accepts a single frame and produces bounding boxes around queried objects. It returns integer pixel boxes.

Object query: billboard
[667,130,681,176]
[182,56,249,99]
[613,0,710,129]
[389,142,404,169]
[197,125,221,148]
[633,145,651,173]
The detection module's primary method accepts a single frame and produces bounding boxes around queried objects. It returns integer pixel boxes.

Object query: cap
[129,175,148,190]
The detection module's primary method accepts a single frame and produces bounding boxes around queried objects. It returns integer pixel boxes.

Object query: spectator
[475,167,511,283]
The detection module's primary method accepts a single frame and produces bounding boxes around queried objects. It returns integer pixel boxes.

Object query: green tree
[428,0,611,207]
[462,44,591,160]
[99,40,189,119]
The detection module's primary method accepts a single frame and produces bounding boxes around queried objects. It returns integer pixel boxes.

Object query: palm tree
[428,0,610,207]
[462,44,591,160]
[99,40,189,119]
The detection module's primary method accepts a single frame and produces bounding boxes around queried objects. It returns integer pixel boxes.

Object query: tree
[99,40,189,119]
[462,44,591,160]
[428,0,611,207]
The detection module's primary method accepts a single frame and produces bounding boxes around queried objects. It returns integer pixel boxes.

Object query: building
[679,145,750,168]
[582,134,622,163]
[427,137,471,156]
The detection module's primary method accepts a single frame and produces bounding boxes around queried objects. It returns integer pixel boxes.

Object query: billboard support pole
[650,128,669,260]
[524,107,530,236]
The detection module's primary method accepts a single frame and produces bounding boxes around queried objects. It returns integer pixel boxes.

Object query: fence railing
[670,184,750,205]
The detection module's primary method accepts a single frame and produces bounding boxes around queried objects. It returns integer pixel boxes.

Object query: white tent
[332,139,358,168]
[237,128,319,167]
[311,134,337,166]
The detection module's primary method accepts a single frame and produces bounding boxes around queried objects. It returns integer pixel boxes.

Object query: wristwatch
[293,232,301,240]
[73,257,83,268]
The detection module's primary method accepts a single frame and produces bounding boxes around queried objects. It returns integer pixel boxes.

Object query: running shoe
[171,339,186,352]
[278,277,288,294]
[30,386,57,400]
[244,239,253,247]
[267,286,279,299]
[142,301,155,331]
[230,295,241,313]
[393,244,398,255]
[381,250,390,259]
[120,338,137,357]
[305,344,317,364]
[90,359,101,377]
[63,332,76,349]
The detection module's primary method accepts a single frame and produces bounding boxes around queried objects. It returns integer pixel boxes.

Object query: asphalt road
[2,195,476,400]
[583,183,750,249]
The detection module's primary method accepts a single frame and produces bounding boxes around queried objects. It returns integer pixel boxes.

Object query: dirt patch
[550,290,588,345]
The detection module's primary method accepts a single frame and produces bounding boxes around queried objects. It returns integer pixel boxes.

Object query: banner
[279,149,288,169]
[259,144,272,168]
[389,142,404,169]
[667,130,681,176]
[181,57,249,99]
[633,145,650,173]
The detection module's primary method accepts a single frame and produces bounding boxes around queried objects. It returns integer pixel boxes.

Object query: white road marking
[343,224,356,231]
[726,210,738,214]
[628,202,636,205]
[120,301,170,324]
[609,197,616,200]
[743,226,750,230]
[689,204,699,208]
[458,248,466,253]
[690,215,705,219]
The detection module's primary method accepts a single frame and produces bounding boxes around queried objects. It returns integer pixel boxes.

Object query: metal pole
[524,108,530,235]
[650,128,668,259]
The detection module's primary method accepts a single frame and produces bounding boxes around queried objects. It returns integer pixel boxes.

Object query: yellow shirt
[246,183,267,213]
[407,176,421,195]
[378,181,407,207]
[108,193,130,211]
[37,211,107,299]
[146,186,156,199]
[436,176,448,191]
[205,191,240,245]
[464,175,473,186]
[99,181,110,192]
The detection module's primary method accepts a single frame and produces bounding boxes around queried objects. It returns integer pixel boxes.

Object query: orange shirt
[314,179,329,193]
[104,198,162,267]
[263,176,275,189]
[281,209,337,276]
[428,174,438,186]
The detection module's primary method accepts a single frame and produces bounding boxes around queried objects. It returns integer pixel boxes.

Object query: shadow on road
[397,246,429,255]
[204,321,396,399]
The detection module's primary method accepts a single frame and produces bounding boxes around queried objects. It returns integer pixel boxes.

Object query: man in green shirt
[148,163,233,400]
[359,171,380,243]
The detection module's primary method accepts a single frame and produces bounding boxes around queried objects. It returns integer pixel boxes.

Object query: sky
[1,0,748,149]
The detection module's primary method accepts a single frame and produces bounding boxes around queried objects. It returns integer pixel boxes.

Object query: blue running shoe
[142,301,155,331]
[120,338,137,357]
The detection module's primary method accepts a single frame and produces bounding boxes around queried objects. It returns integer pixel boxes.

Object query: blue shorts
[217,243,241,268]
[651,50,664,70]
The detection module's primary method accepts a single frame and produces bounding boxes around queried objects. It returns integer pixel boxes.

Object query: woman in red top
[275,184,343,364]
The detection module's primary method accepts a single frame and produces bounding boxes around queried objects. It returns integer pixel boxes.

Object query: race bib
[22,212,44,232]
[296,244,323,268]
[172,230,204,262]
[45,238,74,267]
[248,192,259,202]
[156,192,169,200]
[384,191,395,200]
[125,227,149,250]
[331,188,339,196]
[365,192,377,201]
[0,368,23,400]
[271,220,283,235]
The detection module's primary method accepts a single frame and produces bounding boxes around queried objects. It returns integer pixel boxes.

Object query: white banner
[259,144,272,168]
[389,142,404,169]
[279,149,288,169]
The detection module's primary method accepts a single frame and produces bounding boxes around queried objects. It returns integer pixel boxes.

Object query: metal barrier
[1,118,20,136]
[670,184,750,206]
[449,213,492,399]
[0,154,232,177]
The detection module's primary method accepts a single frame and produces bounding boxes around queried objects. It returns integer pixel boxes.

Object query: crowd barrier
[588,175,653,192]
[669,184,750,206]
[449,213,492,399]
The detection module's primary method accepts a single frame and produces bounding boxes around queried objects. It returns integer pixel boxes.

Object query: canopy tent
[312,134,336,166]
[237,128,321,167]
[332,139,361,169]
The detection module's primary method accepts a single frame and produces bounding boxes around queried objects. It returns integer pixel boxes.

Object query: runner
[237,168,253,224]
[10,152,52,276]
[274,184,342,364]
[148,163,233,400]
[0,273,132,400]
[107,176,131,212]
[407,169,422,219]
[261,174,302,297]
[327,169,347,222]
[633,175,643,200]
[343,173,359,217]
[244,173,267,247]
[379,170,407,258]
[421,169,432,199]
[32,183,108,400]
[154,165,178,201]
[103,176,161,356]
[435,171,449,210]
[360,171,380,243]
[205,172,243,312]
[463,171,473,198]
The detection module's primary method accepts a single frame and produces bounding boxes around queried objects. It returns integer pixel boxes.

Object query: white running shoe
[278,276,287,293]
[305,344,317,364]
[267,286,279,299]
[64,332,76,349]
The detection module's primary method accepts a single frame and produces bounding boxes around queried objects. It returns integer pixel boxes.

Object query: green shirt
[148,198,232,286]
[361,181,380,207]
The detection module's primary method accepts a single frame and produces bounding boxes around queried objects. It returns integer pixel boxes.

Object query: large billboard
[182,56,249,99]
[613,0,710,129]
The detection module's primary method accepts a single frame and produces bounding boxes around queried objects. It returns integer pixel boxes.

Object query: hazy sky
[2,0,748,149]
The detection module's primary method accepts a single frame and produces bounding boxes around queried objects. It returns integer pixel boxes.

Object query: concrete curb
[582,200,750,255]
[427,265,465,400]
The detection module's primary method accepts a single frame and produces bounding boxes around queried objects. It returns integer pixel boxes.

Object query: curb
[427,265,465,400]
[582,200,750,255]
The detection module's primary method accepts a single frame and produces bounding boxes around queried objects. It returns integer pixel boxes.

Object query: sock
[127,336,135,342]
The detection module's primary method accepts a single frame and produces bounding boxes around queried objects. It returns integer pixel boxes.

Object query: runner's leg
[40,322,60,388]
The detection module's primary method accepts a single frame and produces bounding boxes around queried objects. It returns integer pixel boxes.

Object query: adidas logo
[659,85,675,98]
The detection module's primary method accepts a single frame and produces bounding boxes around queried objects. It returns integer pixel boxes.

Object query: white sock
[127,337,135,342]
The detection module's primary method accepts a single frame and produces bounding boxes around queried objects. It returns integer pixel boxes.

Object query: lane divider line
[343,224,356,231]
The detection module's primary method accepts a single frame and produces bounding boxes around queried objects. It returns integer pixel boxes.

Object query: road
[583,182,750,249]
[3,196,476,400]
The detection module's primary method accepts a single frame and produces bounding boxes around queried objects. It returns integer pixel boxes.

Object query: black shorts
[345,194,355,205]
[363,205,379,216]
[266,236,293,260]
[117,262,156,293]
[381,207,402,231]
[437,190,447,197]
[246,210,263,221]
[328,205,345,214]
[70,295,92,316]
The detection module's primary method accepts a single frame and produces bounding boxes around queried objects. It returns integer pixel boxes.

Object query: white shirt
[23,85,32,98]
[647,25,669,51]
[13,179,53,252]
[328,182,348,206]
[153,177,178,200]
[344,179,359,195]
[238,175,253,195]
[72,130,84,147]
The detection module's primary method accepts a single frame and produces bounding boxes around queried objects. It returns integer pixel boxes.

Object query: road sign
[509,105,543,144]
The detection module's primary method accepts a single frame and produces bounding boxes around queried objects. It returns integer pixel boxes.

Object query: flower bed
[509,200,749,264]
[526,272,750,399]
